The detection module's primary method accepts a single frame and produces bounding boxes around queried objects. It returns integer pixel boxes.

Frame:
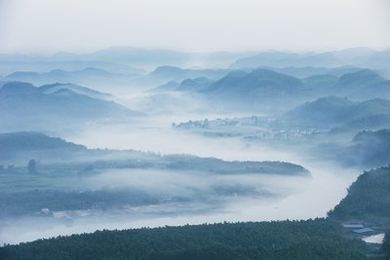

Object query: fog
[1,46,387,247]
[0,165,355,245]
[0,109,358,244]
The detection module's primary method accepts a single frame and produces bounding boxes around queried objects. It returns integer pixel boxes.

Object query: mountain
[39,83,111,100]
[230,48,390,71]
[131,65,230,89]
[337,69,384,88]
[284,97,390,129]
[177,77,212,91]
[202,69,305,105]
[262,66,360,78]
[2,47,390,77]
[152,77,212,92]
[231,51,340,69]
[356,80,390,99]
[0,132,85,152]
[201,68,390,102]
[149,65,229,82]
[0,82,136,133]
[318,128,390,168]
[302,74,339,89]
[0,132,86,161]
[329,165,390,225]
[344,129,390,168]
[147,67,390,112]
[332,69,390,99]
[152,80,181,92]
[0,48,253,75]
[298,69,390,100]
[4,67,138,86]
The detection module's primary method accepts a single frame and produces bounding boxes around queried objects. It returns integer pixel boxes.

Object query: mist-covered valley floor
[0,94,356,244]
[1,48,390,251]
[0,115,357,245]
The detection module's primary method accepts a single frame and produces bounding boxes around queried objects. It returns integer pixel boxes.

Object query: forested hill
[0,219,366,260]
[328,165,390,225]
[384,233,390,258]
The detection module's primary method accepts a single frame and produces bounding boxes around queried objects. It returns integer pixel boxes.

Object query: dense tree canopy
[0,219,366,260]
[328,165,390,225]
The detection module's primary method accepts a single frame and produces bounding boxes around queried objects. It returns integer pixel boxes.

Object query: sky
[0,0,389,54]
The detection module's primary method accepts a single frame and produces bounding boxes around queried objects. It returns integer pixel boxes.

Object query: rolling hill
[0,81,137,133]
[4,67,137,86]
[284,97,390,130]
[328,165,390,225]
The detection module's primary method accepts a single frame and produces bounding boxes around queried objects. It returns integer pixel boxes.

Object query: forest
[0,219,366,260]
[328,165,390,225]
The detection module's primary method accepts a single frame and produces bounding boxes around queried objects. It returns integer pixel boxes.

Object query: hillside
[177,77,212,91]
[230,51,340,68]
[328,166,390,225]
[0,219,366,260]
[284,96,390,129]
[0,82,136,132]
[152,77,212,92]
[0,132,85,152]
[150,66,229,80]
[205,69,304,96]
[315,129,390,168]
[230,48,390,70]
[336,69,384,88]
[346,129,390,168]
[199,69,305,110]
[149,68,390,111]
[0,132,309,177]
[4,67,137,86]
[332,69,390,99]
[39,83,111,100]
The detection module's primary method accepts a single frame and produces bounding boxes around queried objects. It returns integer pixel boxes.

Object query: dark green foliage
[27,159,37,174]
[383,232,390,257]
[0,189,158,217]
[328,166,390,224]
[0,132,309,177]
[0,219,366,260]
[164,155,310,176]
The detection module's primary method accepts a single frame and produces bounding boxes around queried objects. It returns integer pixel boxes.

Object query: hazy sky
[0,0,389,53]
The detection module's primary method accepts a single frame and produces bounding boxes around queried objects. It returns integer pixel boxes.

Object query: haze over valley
[1,1,390,258]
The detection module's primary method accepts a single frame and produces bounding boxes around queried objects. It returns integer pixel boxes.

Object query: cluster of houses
[342,222,375,235]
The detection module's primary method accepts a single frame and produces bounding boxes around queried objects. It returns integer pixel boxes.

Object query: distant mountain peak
[336,69,385,91]
[0,81,39,96]
[206,68,303,95]
[0,131,86,152]
[151,65,183,75]
[307,96,354,107]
